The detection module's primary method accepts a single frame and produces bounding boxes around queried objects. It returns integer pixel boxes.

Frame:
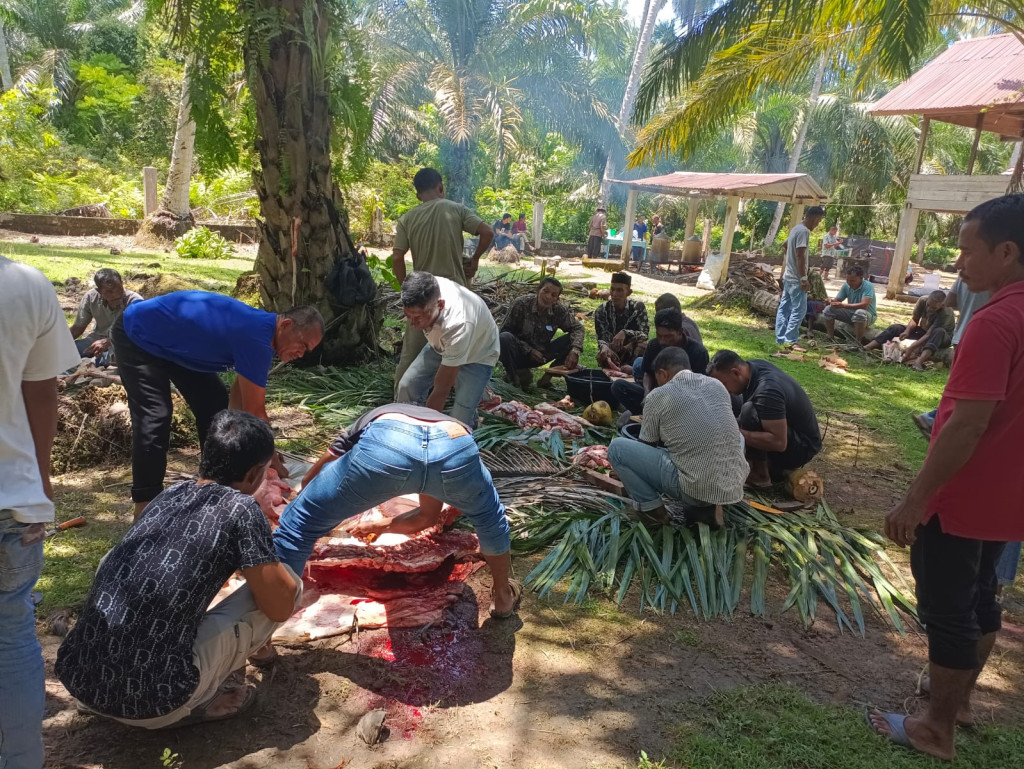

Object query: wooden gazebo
[871,33,1024,298]
[610,172,827,285]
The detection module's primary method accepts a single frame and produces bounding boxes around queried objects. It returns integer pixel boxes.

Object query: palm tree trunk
[161,65,196,219]
[445,140,474,206]
[0,20,12,92]
[763,55,826,247]
[246,0,377,363]
[600,0,667,203]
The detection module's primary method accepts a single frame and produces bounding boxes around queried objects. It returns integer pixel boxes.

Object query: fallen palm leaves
[508,493,916,635]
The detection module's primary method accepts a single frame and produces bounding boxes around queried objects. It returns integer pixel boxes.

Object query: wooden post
[142,166,159,216]
[701,217,712,258]
[966,114,985,175]
[685,198,699,238]
[913,117,931,175]
[717,195,741,286]
[788,203,804,232]
[620,188,638,268]
[886,204,921,299]
[532,199,544,250]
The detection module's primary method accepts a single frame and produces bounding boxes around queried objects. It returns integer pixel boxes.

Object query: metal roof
[612,172,828,203]
[870,33,1024,139]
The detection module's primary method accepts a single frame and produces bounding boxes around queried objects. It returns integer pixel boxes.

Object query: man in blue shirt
[111,290,324,517]
[631,215,648,267]
[821,264,877,343]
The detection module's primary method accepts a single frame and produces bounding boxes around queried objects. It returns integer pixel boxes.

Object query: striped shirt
[639,370,747,505]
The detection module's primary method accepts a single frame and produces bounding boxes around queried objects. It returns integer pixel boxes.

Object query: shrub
[174,227,235,260]
[922,242,957,270]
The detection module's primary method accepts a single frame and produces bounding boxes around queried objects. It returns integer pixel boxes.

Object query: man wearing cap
[594,272,649,374]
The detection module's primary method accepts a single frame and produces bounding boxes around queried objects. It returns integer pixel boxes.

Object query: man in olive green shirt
[392,168,494,392]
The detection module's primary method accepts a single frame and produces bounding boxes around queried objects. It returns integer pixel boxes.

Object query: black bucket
[619,422,641,441]
[565,368,619,409]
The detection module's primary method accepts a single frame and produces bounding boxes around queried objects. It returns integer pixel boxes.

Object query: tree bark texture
[763,55,826,247]
[600,0,667,203]
[0,20,12,92]
[245,0,378,364]
[161,65,197,218]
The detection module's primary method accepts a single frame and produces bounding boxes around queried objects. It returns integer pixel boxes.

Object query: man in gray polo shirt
[607,346,747,528]
[68,268,142,366]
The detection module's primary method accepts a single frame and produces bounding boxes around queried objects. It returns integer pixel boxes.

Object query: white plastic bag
[696,251,726,290]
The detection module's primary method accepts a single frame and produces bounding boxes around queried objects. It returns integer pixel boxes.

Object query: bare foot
[203,685,253,719]
[868,711,955,761]
[491,584,516,616]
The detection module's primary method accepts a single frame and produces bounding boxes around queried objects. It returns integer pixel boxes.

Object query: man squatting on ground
[610,308,709,416]
[274,404,521,618]
[821,263,877,344]
[395,271,500,425]
[864,290,955,370]
[594,272,649,374]
[607,347,747,529]
[708,351,821,488]
[499,276,583,388]
[392,167,494,393]
[1,255,82,769]
[112,290,324,517]
[775,206,826,346]
[868,194,1024,761]
[67,268,142,367]
[56,411,302,728]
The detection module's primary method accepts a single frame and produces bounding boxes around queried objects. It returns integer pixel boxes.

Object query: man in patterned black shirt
[594,272,649,373]
[56,411,301,728]
[499,277,584,388]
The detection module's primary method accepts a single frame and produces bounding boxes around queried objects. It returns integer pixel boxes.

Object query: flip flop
[490,578,523,619]
[176,685,257,727]
[866,710,916,749]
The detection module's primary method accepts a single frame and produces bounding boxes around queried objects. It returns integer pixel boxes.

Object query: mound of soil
[490,245,521,264]
[53,385,197,472]
[127,272,208,298]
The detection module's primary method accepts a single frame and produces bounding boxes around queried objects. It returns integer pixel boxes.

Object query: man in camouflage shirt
[595,272,649,373]
[499,277,584,388]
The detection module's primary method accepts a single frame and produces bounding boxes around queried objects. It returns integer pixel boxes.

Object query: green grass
[2,241,253,293]
[634,684,1024,769]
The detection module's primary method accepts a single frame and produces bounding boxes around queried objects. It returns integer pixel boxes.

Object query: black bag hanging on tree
[323,195,376,308]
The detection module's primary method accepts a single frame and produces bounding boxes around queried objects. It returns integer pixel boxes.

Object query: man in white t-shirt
[775,206,826,346]
[0,255,81,769]
[395,271,499,424]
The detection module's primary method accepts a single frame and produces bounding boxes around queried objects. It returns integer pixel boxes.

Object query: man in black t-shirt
[610,308,709,415]
[708,350,821,486]
[56,411,301,728]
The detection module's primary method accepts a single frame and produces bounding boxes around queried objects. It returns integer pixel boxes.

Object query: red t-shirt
[925,281,1024,541]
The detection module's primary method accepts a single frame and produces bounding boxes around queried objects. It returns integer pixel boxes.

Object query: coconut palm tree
[365,0,620,204]
[628,0,1024,168]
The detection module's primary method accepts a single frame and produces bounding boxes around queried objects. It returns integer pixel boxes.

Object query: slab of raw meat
[311,529,482,573]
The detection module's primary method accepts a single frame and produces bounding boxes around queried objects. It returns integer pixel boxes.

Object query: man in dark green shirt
[499,277,584,388]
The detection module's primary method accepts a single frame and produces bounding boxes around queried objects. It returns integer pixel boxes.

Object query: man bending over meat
[273,404,521,619]
[607,347,746,527]
[56,411,301,727]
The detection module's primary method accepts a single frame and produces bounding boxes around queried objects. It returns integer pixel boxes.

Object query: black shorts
[586,235,603,259]
[911,516,1006,670]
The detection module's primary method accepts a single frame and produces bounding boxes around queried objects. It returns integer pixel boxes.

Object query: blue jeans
[0,511,46,769]
[632,356,644,382]
[997,541,1022,587]
[920,409,937,430]
[606,438,703,511]
[775,280,807,345]
[395,345,494,426]
[273,420,511,574]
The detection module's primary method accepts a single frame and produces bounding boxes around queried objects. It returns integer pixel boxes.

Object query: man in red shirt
[870,194,1024,760]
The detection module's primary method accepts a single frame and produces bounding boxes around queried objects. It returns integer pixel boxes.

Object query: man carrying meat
[499,276,584,388]
[594,272,648,374]
[392,167,494,394]
[273,404,521,619]
[112,290,324,517]
[609,308,709,416]
[607,347,746,527]
[395,271,500,425]
[56,411,302,728]
[707,350,821,487]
